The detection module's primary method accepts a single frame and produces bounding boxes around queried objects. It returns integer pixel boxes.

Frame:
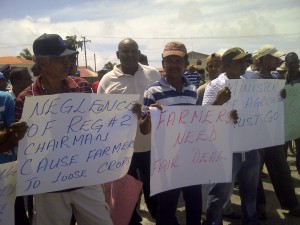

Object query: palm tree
[18,48,33,60]
[65,35,83,51]
[103,62,116,72]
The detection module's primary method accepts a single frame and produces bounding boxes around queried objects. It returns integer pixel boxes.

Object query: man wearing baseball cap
[135,41,202,225]
[252,45,285,79]
[15,34,113,225]
[252,46,300,219]
[203,47,260,225]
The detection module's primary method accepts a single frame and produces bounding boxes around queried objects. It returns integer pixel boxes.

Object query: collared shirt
[202,71,261,105]
[202,73,228,105]
[15,75,92,121]
[143,75,197,106]
[98,63,161,103]
[97,63,161,153]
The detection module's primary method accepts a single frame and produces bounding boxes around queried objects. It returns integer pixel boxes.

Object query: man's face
[226,58,247,79]
[261,54,280,71]
[206,61,222,80]
[189,66,196,73]
[286,54,299,74]
[162,55,186,78]
[17,71,33,91]
[41,55,72,80]
[117,41,140,68]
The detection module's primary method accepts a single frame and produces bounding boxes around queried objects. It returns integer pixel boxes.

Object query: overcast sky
[0,0,299,70]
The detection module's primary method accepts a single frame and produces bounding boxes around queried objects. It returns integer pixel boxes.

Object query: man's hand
[131,102,163,135]
[280,88,286,99]
[229,110,239,124]
[9,121,28,141]
[0,121,28,153]
[213,87,231,105]
[132,103,142,119]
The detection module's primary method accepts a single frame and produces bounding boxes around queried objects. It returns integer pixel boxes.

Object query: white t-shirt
[97,63,161,153]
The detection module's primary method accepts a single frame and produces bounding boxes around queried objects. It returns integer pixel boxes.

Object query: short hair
[285,52,298,63]
[9,67,30,84]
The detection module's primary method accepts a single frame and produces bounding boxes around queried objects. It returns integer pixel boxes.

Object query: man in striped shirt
[183,64,203,89]
[139,41,202,225]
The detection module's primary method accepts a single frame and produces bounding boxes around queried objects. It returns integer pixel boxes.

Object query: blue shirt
[143,75,197,107]
[0,91,16,163]
[183,71,203,88]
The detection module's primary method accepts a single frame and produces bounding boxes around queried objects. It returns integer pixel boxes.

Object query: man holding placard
[252,46,300,218]
[135,41,203,225]
[203,48,260,225]
[15,34,113,225]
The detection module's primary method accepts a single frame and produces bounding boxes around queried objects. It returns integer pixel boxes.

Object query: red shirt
[15,75,92,121]
[92,80,100,93]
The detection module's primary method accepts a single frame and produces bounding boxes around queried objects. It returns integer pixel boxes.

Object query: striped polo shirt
[143,75,197,106]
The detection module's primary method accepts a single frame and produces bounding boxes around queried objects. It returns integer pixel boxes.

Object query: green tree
[103,62,116,72]
[65,35,83,51]
[18,48,33,60]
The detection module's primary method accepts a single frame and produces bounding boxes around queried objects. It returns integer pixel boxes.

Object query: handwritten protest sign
[150,105,233,195]
[0,161,17,225]
[224,79,285,152]
[284,83,300,141]
[17,93,139,196]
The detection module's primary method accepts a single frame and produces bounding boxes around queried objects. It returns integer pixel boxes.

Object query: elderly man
[15,33,113,225]
[97,38,161,225]
[203,48,260,225]
[252,46,300,219]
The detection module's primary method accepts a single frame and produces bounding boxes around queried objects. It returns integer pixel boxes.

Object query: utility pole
[94,54,96,72]
[81,36,91,68]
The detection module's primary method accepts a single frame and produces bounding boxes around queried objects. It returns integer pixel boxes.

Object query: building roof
[77,66,97,77]
[188,51,209,59]
[0,56,34,66]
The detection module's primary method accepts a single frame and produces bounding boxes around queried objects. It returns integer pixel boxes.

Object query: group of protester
[0,33,300,225]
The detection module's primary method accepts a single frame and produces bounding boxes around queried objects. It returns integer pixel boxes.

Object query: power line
[86,33,300,40]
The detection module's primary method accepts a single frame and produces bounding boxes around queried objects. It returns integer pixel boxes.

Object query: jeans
[206,150,260,225]
[156,185,202,225]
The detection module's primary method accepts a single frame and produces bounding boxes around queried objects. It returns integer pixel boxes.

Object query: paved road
[139,153,300,225]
